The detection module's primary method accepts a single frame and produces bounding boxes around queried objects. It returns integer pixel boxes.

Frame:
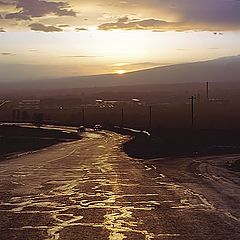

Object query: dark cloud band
[4,0,76,21]
[29,23,63,32]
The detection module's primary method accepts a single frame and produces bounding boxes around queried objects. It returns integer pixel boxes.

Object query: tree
[22,111,29,122]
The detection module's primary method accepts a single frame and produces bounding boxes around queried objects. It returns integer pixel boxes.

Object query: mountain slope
[2,55,240,90]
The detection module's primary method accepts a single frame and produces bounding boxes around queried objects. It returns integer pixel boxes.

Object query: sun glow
[116,69,126,75]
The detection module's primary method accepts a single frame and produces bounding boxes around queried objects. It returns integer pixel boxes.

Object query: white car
[77,126,86,133]
[94,124,102,131]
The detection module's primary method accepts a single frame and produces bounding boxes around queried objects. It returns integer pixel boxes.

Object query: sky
[0,0,240,81]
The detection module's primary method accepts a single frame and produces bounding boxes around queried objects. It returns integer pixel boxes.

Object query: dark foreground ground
[0,125,80,159]
[1,125,240,171]
[0,130,239,240]
[119,128,240,172]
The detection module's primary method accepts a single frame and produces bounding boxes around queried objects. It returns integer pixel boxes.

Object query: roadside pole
[149,106,152,131]
[189,96,196,129]
[189,96,197,154]
[82,108,85,126]
[121,107,124,128]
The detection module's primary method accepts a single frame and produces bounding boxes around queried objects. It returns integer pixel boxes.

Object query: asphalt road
[0,131,239,240]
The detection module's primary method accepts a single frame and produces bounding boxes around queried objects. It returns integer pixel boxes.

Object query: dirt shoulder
[0,125,80,159]
[121,128,240,166]
[144,155,240,222]
[115,127,240,222]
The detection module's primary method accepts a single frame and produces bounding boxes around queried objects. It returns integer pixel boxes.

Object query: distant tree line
[12,110,44,127]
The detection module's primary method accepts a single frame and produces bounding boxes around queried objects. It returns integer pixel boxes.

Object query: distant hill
[1,55,240,91]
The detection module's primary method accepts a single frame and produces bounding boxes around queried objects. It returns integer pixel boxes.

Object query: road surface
[0,131,239,240]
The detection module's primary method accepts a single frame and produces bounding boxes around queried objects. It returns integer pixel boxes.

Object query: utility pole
[189,96,196,128]
[82,108,85,126]
[206,82,209,101]
[121,107,124,127]
[149,106,152,131]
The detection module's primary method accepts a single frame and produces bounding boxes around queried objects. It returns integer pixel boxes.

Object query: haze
[0,0,240,82]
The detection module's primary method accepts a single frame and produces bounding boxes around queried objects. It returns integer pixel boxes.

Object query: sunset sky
[0,0,240,81]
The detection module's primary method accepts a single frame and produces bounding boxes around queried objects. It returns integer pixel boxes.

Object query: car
[94,124,102,131]
[77,126,86,133]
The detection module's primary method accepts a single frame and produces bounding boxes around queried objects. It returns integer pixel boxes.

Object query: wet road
[0,131,239,240]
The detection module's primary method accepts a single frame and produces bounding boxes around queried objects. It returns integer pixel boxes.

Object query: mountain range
[1,55,240,91]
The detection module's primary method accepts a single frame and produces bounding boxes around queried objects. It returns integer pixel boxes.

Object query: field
[0,125,79,158]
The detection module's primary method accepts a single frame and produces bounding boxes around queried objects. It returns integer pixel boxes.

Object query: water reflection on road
[0,131,239,240]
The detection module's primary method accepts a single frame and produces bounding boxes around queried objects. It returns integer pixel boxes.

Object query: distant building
[18,100,40,110]
[95,99,142,108]
[205,82,230,105]
[131,98,141,105]
[96,99,104,104]
[207,98,230,105]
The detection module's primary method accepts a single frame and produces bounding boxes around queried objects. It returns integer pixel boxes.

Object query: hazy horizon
[1,0,240,82]
[0,54,240,83]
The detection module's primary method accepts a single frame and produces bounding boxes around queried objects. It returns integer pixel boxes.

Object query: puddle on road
[1,179,162,239]
[98,145,106,149]
[0,148,184,240]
